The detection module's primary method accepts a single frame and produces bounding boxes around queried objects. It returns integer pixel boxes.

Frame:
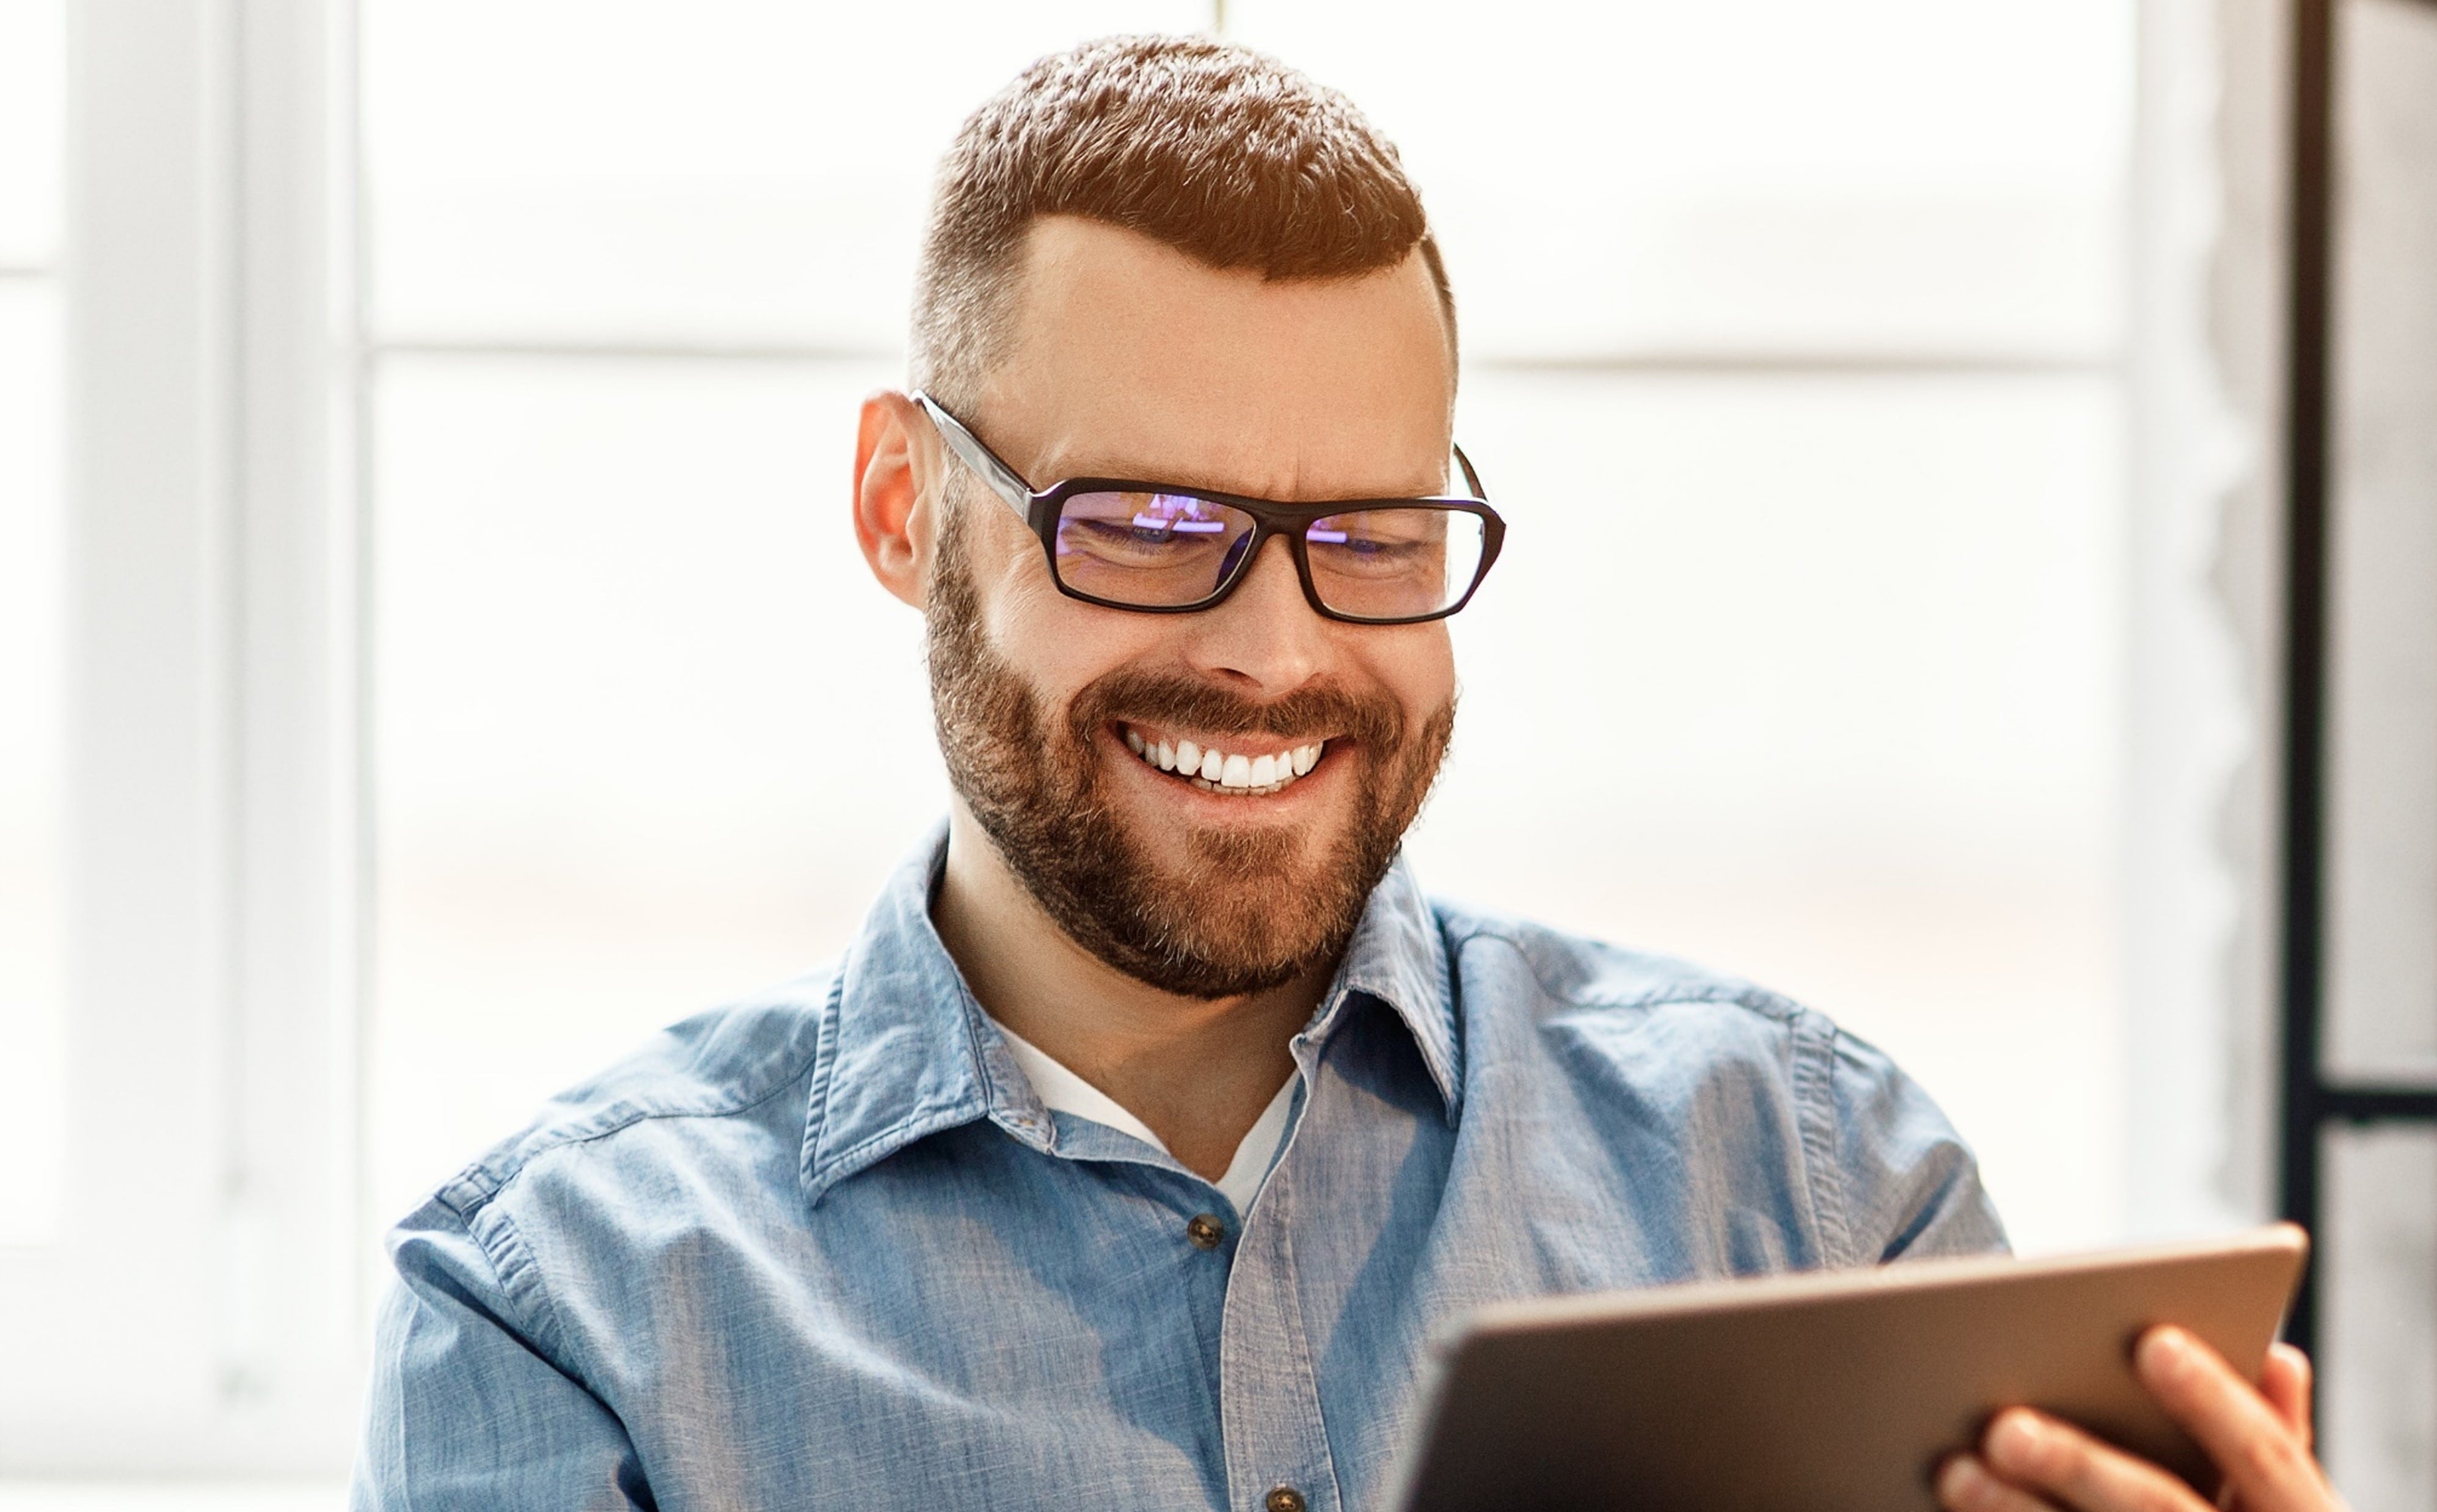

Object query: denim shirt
[355,829,2005,1511]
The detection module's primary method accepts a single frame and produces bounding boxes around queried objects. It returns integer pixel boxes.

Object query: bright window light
[362,0,2133,1260]
[0,0,63,268]
[0,280,66,1250]
[0,0,66,1252]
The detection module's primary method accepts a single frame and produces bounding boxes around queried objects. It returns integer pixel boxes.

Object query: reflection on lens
[1306,507,1485,620]
[1054,491,1257,606]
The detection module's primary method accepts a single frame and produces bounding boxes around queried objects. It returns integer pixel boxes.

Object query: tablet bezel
[1383,1224,2307,1512]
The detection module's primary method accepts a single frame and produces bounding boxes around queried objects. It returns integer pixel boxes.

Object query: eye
[1310,530,1403,557]
[1308,516,1436,555]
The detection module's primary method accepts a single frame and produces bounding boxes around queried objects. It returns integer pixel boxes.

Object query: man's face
[927,217,1461,998]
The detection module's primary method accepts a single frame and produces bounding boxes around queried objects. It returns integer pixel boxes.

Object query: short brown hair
[911,34,1455,405]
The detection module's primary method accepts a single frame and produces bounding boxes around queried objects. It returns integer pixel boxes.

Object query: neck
[930,802,1327,1180]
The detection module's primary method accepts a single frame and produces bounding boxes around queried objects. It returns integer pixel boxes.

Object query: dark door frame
[2274,0,2437,1365]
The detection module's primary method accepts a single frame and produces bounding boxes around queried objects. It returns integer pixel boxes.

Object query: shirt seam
[1452,925,1808,1021]
[804,965,847,1183]
[958,987,1036,1134]
[437,1029,828,1223]
[462,1201,575,1364]
[1789,1013,1862,1268]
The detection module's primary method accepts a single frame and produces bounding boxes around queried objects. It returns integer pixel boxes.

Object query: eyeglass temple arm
[913,392,1036,522]
[1452,443,1486,501]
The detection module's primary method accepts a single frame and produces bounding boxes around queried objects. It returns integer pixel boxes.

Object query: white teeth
[1121,726,1326,795]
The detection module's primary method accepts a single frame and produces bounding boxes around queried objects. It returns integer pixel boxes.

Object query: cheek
[968,509,1086,669]
[981,560,1169,717]
[1357,625,1458,725]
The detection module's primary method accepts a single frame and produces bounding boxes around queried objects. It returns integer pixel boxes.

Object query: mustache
[1065,667,1409,751]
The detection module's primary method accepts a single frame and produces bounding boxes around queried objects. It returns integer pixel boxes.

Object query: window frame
[0,0,362,1471]
[2273,0,2437,1367]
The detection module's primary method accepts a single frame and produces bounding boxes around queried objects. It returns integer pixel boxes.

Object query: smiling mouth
[1118,723,1328,797]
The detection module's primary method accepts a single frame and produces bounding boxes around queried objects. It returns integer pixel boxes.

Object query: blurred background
[0,0,2432,1502]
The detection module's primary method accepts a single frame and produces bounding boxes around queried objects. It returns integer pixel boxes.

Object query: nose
[1182,534,1331,696]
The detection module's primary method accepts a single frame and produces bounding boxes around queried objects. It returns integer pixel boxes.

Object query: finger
[2259,1343,2315,1450]
[1937,1452,2064,1512]
[1981,1407,2213,1512]
[2136,1328,2329,1510]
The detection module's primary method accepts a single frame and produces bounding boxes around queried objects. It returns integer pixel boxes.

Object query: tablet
[1384,1224,2307,1512]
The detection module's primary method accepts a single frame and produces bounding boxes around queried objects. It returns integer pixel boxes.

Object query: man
[357,34,2342,1512]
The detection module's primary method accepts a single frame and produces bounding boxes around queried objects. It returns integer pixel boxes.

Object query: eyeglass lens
[1051,491,1487,620]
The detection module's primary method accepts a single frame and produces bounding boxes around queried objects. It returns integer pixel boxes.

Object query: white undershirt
[988,1017,1296,1217]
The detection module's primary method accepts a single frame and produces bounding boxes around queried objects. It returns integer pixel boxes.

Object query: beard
[925,500,1456,999]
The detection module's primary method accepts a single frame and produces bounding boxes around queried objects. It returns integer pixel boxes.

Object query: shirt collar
[800,822,1460,1208]
[1309,845,1460,1113]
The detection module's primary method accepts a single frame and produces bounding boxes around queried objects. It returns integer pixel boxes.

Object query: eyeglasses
[914,392,1505,625]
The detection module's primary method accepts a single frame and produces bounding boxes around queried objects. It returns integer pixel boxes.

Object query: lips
[1117,723,1326,797]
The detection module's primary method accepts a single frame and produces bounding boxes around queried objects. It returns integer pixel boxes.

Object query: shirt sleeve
[353,1200,651,1512]
[1825,1025,2011,1265]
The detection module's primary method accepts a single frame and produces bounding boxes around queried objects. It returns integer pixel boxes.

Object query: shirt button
[1186,1213,1227,1249]
[1265,1487,1306,1512]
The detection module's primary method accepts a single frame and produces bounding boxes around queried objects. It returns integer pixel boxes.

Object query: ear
[854,390,938,610]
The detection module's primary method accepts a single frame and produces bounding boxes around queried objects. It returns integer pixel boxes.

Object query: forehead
[975,217,1456,501]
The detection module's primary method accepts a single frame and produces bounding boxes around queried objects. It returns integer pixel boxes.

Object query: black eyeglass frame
[913,392,1505,626]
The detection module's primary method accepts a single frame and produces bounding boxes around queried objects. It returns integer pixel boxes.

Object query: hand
[1934,1326,2346,1512]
